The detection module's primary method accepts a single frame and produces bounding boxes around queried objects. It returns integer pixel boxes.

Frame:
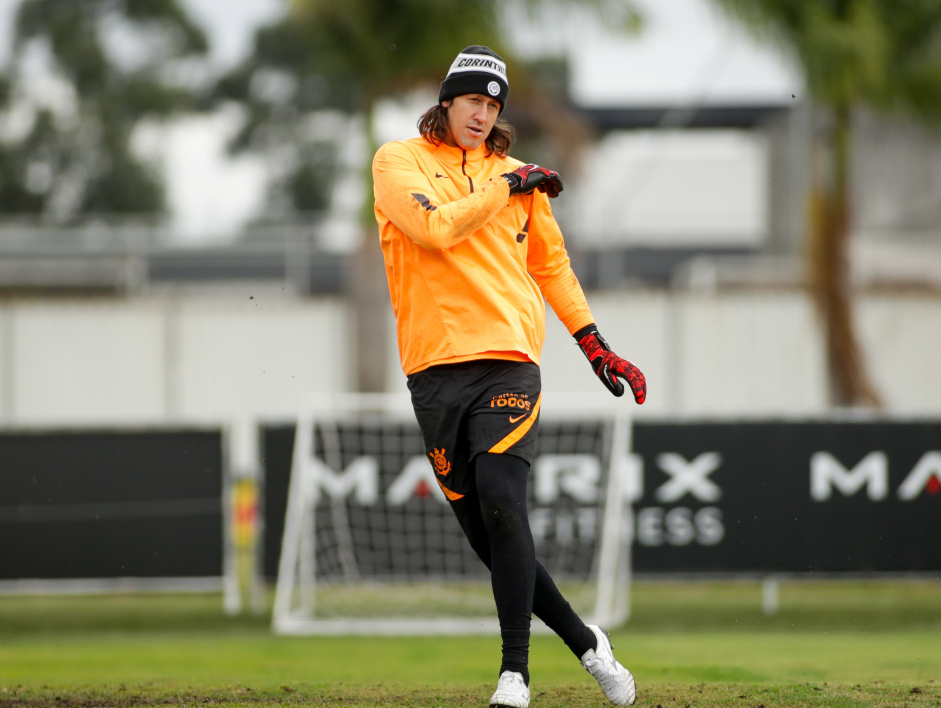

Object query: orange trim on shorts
[488,392,542,454]
[436,477,465,501]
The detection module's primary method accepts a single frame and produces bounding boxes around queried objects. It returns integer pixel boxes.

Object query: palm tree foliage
[707,0,941,407]
[0,0,209,219]
[709,0,941,119]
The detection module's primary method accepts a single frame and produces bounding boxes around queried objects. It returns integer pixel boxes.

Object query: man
[372,45,646,708]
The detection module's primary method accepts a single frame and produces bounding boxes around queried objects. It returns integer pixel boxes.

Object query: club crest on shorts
[429,447,452,476]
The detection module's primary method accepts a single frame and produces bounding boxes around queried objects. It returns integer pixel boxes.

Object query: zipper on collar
[461,150,474,193]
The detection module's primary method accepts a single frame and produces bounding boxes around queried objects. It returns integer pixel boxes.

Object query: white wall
[0,295,352,427]
[0,289,938,428]
[2,300,169,425]
[859,294,941,411]
[540,290,828,415]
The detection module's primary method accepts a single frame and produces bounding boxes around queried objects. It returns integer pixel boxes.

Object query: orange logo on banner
[232,479,258,550]
[429,447,452,476]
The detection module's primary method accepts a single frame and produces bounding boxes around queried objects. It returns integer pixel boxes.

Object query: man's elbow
[414,223,465,251]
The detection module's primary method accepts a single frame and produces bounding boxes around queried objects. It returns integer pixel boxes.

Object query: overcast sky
[0,0,283,71]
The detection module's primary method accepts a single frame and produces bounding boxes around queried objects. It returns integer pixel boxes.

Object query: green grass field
[1,579,939,707]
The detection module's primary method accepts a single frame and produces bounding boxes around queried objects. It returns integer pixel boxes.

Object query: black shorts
[406,359,541,501]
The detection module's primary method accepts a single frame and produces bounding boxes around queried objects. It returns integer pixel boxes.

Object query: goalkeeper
[372,45,645,708]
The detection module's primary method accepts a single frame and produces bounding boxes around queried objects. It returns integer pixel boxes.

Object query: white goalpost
[272,393,633,635]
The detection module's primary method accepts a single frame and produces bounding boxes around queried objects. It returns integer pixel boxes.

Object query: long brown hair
[417,104,515,158]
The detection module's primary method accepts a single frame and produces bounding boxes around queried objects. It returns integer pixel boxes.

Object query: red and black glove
[575,325,646,403]
[501,163,563,198]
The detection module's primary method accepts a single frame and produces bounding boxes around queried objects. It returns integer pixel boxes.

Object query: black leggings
[449,452,595,682]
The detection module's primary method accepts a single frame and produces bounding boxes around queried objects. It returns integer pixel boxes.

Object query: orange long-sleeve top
[373,136,595,376]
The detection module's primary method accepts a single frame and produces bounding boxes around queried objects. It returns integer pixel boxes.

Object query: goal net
[272,393,633,635]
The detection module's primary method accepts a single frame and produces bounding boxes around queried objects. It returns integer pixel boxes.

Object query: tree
[705,0,941,407]
[0,0,210,221]
[217,0,640,391]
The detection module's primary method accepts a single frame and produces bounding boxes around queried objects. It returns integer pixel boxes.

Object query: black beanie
[438,45,509,114]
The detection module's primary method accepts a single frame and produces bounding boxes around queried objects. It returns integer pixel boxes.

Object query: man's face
[442,93,501,151]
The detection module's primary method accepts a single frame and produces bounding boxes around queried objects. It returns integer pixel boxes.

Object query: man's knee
[475,453,530,532]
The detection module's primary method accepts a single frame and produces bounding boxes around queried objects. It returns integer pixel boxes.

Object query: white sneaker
[581,625,636,705]
[489,670,530,708]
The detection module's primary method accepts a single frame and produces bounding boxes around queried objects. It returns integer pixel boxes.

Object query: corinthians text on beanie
[438,45,509,114]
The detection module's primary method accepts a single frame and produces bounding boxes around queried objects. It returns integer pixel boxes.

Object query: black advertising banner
[262,419,941,578]
[631,420,941,573]
[0,430,223,580]
[7,420,930,582]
